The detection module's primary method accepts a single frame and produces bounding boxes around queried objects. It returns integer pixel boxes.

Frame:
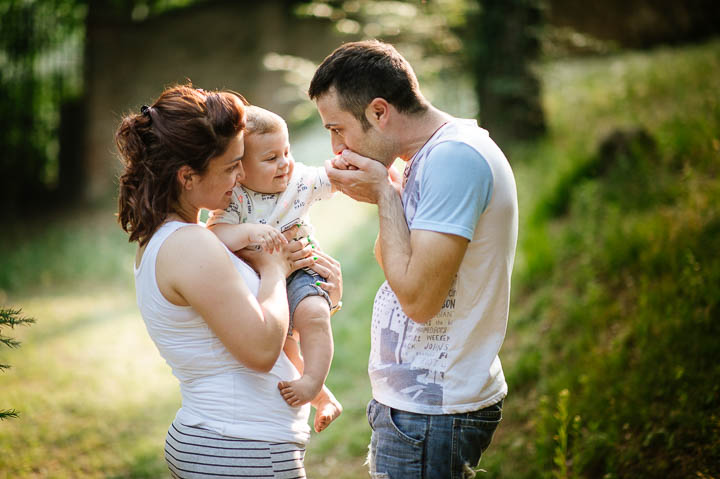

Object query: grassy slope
[1,39,718,478]
[483,39,720,478]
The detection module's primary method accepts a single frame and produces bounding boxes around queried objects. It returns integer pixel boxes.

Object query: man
[309,40,518,478]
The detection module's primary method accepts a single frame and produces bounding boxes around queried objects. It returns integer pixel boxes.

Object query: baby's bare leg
[277,295,333,406]
[280,333,342,432]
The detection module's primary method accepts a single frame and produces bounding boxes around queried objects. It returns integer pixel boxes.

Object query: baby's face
[240,128,294,194]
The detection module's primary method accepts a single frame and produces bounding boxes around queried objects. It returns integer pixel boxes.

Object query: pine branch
[0,409,19,420]
[0,335,21,349]
[0,308,36,329]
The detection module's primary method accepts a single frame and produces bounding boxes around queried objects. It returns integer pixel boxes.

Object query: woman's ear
[177,165,196,190]
[365,98,390,127]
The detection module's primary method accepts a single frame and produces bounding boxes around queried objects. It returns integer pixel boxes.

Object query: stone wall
[84,1,345,200]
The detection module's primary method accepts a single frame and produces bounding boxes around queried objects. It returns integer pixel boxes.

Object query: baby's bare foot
[278,375,323,407]
[311,387,343,433]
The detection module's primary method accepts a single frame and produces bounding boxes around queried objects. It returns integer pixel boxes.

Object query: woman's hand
[307,250,343,309]
[282,226,316,274]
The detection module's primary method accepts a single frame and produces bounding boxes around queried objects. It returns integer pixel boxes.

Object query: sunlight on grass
[1,287,178,478]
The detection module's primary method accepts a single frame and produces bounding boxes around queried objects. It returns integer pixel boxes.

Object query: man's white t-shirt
[369,119,518,415]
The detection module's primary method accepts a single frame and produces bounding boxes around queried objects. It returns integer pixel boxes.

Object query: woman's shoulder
[161,223,227,261]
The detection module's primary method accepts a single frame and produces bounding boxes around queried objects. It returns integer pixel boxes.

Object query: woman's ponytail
[115,85,246,246]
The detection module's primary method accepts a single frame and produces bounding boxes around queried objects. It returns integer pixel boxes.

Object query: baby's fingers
[271,232,288,252]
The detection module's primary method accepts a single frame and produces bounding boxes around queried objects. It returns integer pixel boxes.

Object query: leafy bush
[502,39,720,478]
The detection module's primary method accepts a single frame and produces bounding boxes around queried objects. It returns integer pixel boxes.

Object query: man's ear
[365,98,390,127]
[177,165,196,190]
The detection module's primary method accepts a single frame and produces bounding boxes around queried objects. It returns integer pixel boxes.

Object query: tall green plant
[0,308,35,420]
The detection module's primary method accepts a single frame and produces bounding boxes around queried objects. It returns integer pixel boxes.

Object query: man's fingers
[340,149,372,168]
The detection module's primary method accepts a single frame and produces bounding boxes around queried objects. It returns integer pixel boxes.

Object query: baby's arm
[209,223,287,253]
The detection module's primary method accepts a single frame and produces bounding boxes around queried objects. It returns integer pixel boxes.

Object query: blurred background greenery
[1,0,719,477]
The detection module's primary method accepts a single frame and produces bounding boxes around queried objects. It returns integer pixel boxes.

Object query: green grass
[2,38,720,478]
[481,39,720,478]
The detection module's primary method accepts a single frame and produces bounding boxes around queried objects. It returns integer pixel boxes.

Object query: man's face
[315,89,393,166]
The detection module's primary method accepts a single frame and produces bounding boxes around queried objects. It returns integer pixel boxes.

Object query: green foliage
[496,39,720,478]
[0,207,135,294]
[0,0,86,213]
[291,0,477,120]
[0,307,35,420]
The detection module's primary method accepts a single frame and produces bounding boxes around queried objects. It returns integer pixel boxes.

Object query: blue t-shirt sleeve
[411,141,493,240]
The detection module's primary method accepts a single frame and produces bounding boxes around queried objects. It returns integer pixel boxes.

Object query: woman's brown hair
[116,85,246,246]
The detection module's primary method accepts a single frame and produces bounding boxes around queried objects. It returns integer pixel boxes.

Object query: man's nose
[332,139,346,155]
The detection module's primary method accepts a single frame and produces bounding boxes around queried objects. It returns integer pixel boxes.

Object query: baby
[207,105,341,432]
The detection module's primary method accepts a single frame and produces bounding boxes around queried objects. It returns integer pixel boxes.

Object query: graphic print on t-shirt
[370,275,457,406]
[369,150,460,406]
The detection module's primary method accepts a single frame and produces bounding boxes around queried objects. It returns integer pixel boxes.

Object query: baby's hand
[330,150,359,170]
[245,224,287,254]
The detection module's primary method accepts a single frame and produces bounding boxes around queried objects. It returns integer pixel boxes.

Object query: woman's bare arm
[156,225,290,372]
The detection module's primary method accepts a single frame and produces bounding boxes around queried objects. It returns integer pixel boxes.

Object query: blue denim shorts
[366,398,503,479]
[286,269,330,333]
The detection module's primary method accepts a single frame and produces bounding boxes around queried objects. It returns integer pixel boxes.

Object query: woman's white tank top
[134,221,310,444]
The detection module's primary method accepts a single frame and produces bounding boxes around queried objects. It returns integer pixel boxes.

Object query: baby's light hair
[245,105,286,136]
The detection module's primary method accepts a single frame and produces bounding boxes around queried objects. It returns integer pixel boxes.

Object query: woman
[116,85,342,478]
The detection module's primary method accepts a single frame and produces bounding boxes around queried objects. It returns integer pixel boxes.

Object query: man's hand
[324,150,396,205]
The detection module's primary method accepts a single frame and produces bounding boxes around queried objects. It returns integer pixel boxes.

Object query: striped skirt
[165,422,307,478]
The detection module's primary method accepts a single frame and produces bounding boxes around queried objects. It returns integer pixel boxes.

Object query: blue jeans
[366,398,503,479]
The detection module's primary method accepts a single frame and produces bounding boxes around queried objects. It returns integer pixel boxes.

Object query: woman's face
[194,132,245,211]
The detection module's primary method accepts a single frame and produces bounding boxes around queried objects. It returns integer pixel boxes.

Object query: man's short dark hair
[308,40,428,129]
